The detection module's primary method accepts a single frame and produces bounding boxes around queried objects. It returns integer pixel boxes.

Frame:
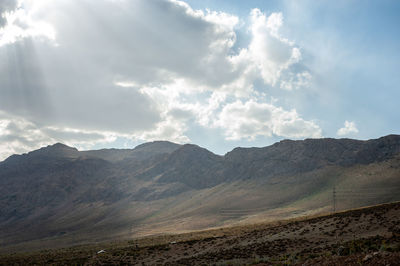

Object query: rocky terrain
[0,135,400,251]
[1,201,399,265]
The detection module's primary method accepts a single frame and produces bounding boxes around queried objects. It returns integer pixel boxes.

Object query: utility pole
[333,185,337,213]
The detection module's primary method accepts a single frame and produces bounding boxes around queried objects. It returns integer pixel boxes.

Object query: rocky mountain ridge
[1,135,399,250]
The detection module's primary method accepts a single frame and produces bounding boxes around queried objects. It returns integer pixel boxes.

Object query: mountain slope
[0,135,399,251]
[223,135,400,180]
[136,144,224,188]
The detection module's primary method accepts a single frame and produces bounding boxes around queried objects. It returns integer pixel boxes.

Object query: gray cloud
[0,0,17,27]
[41,128,109,143]
[0,111,119,159]
[32,0,239,87]
[0,0,322,160]
[0,0,241,135]
[0,23,162,134]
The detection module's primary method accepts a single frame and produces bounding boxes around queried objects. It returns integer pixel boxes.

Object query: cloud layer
[0,0,322,159]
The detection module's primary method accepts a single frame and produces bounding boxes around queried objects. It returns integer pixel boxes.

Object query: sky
[0,0,399,160]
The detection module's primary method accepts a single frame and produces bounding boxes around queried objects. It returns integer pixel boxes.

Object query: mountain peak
[29,143,79,158]
[174,143,220,158]
[52,142,68,146]
[49,142,75,149]
[134,140,180,150]
[133,141,181,155]
[44,142,78,151]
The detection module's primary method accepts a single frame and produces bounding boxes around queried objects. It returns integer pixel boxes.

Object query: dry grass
[1,201,400,265]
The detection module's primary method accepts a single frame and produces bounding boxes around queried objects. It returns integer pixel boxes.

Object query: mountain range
[1,135,400,251]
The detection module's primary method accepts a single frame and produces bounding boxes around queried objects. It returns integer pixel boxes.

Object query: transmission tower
[333,185,337,213]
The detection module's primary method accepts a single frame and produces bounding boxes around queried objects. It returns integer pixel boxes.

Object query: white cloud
[196,91,227,127]
[266,12,283,37]
[271,108,322,139]
[337,120,359,136]
[229,9,303,88]
[0,0,55,46]
[213,100,322,140]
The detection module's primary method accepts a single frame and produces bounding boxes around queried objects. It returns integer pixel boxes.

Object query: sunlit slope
[120,153,400,236]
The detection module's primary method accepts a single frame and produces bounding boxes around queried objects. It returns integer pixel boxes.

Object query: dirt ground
[1,202,400,265]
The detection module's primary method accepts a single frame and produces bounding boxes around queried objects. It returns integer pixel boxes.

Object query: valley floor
[1,202,400,265]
